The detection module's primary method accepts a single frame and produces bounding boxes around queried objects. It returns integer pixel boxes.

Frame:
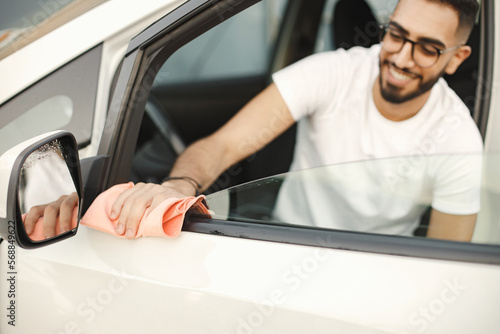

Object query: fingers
[59,192,79,233]
[24,205,46,236]
[111,183,180,239]
[42,199,61,239]
[113,183,158,239]
[24,193,79,239]
[110,184,144,221]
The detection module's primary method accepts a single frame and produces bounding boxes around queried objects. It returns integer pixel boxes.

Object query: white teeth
[389,67,411,81]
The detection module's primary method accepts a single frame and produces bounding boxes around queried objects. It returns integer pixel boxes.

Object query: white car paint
[4,226,500,333]
[1,0,499,333]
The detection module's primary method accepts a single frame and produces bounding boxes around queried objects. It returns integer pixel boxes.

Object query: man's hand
[108,83,294,239]
[23,192,79,240]
[110,182,192,239]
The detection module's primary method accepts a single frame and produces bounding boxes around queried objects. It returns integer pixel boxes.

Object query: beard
[379,60,446,104]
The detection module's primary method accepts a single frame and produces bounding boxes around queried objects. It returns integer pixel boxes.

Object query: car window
[131,0,290,185]
[130,0,484,187]
[98,0,496,263]
[0,0,107,60]
[0,44,101,155]
[205,153,500,245]
[154,0,287,85]
[0,95,73,154]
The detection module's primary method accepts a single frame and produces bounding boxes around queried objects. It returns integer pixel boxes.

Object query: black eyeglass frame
[378,23,463,68]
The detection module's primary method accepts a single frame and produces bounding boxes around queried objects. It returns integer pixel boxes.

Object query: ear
[444,45,472,75]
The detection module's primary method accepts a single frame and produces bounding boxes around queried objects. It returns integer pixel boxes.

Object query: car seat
[444,24,480,114]
[332,0,379,50]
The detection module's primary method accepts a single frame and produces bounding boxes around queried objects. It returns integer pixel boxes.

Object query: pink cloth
[27,182,210,240]
[81,182,209,238]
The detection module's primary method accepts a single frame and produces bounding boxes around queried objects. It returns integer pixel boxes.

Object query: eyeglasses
[378,23,462,68]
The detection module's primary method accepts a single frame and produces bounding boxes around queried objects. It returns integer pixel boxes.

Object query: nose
[393,41,416,69]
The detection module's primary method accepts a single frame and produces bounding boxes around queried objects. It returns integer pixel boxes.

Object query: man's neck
[372,77,431,122]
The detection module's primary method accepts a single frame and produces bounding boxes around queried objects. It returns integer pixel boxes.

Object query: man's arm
[111,83,295,238]
[167,83,295,193]
[426,208,476,242]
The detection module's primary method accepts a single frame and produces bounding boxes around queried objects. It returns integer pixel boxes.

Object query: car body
[1,0,500,333]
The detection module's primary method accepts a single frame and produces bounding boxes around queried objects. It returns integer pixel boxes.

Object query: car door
[1,0,500,333]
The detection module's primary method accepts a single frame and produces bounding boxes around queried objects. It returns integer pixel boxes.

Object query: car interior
[129,0,482,235]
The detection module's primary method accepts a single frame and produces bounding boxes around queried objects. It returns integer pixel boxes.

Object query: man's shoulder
[315,44,380,62]
[430,78,475,121]
[431,79,483,153]
[273,44,379,92]
[304,45,380,81]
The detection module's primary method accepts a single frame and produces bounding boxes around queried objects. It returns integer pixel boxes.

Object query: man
[109,0,482,241]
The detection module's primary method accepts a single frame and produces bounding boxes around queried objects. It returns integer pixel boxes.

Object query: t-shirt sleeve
[429,90,484,215]
[272,50,350,121]
[430,154,482,215]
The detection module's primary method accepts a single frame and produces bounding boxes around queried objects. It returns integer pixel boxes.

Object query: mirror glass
[18,139,79,241]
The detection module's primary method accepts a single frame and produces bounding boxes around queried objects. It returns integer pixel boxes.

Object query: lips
[389,67,412,81]
[385,63,419,86]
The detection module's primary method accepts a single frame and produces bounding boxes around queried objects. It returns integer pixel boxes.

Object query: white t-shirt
[271,45,483,235]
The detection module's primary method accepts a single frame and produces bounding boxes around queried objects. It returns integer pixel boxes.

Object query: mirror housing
[0,131,82,248]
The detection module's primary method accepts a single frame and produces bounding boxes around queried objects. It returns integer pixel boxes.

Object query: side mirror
[0,131,82,248]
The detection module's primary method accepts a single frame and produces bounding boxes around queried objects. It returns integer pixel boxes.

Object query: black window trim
[184,215,500,265]
[473,0,494,137]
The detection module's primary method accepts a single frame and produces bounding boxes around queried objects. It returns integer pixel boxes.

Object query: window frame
[473,0,494,137]
[184,215,500,265]
[97,0,260,189]
[94,0,498,265]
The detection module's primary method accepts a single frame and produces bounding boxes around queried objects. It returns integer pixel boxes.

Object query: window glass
[0,44,102,155]
[154,0,287,85]
[132,0,290,184]
[205,154,500,245]
[0,95,72,153]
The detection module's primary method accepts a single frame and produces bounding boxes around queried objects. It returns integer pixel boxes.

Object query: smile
[389,66,413,81]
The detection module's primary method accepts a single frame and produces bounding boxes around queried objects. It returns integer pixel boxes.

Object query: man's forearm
[162,83,295,196]
[162,136,233,195]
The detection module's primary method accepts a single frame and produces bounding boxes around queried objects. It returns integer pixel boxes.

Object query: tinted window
[0,44,102,154]
[132,0,290,184]
[154,0,287,85]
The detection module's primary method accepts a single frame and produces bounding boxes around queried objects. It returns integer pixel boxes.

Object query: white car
[1,0,499,333]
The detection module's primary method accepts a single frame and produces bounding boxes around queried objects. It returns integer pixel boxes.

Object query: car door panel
[3,226,500,333]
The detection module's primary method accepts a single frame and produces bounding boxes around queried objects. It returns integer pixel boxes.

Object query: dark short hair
[432,0,479,34]
[399,0,479,39]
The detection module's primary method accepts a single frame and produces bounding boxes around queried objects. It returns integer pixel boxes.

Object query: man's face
[378,0,462,104]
